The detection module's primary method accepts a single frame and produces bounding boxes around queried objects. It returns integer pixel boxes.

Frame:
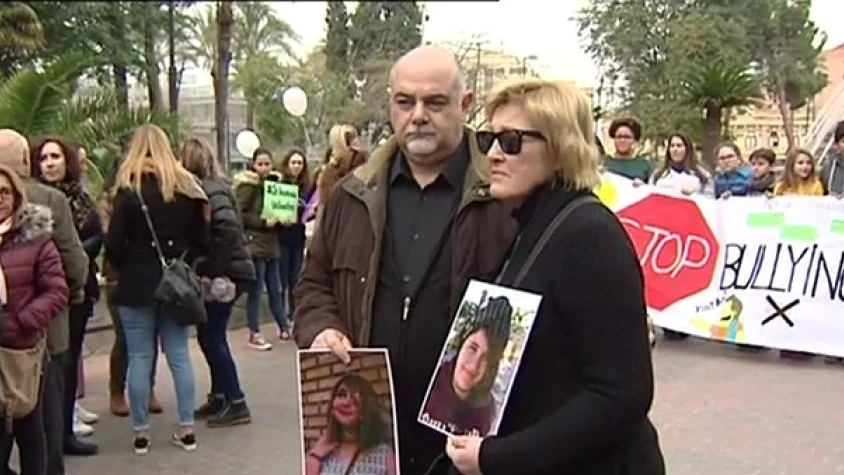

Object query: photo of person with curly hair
[298,350,399,475]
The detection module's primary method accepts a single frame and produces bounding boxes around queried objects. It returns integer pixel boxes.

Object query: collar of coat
[341,126,492,209]
[8,203,53,244]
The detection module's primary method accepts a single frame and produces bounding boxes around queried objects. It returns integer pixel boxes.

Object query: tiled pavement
[32,324,844,475]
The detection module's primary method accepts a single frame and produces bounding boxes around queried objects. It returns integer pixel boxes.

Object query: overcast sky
[269,0,844,87]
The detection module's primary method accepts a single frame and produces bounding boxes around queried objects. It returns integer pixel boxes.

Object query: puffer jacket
[0,204,70,349]
[233,170,281,259]
[198,177,255,285]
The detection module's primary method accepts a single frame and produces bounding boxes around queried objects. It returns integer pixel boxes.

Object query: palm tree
[0,3,43,52]
[682,62,761,168]
[214,1,234,168]
[0,54,184,197]
[186,2,299,130]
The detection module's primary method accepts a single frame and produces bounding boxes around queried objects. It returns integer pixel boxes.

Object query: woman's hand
[764,191,774,199]
[719,190,732,200]
[680,186,696,196]
[446,436,483,475]
[264,218,278,228]
[631,178,644,187]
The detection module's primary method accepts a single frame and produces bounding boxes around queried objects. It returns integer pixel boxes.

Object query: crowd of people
[603,114,844,363]
[11,39,842,475]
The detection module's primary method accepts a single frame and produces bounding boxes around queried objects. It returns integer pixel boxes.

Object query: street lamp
[522,55,538,76]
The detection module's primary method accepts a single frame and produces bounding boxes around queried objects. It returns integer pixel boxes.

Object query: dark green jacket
[233,170,281,260]
[23,178,89,355]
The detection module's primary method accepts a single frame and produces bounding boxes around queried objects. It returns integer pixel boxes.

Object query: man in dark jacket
[0,129,90,473]
[294,46,517,474]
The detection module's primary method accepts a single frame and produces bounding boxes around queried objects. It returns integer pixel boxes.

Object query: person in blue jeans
[276,149,314,328]
[233,148,289,350]
[105,124,210,455]
[180,138,257,426]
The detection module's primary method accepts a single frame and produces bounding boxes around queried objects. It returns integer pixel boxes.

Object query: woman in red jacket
[0,163,69,475]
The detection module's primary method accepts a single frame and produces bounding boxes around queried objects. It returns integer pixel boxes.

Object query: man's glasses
[476,129,546,155]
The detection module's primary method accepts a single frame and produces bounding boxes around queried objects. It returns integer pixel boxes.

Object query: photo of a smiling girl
[298,350,398,475]
[418,280,542,437]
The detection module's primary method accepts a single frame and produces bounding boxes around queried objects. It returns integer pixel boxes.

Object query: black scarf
[51,180,96,232]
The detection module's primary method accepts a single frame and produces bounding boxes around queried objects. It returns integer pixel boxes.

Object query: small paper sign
[418,279,542,437]
[260,181,298,221]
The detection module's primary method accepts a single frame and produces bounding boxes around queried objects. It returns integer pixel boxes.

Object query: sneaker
[73,417,94,438]
[247,333,272,351]
[75,403,99,424]
[133,436,150,455]
[207,401,251,428]
[279,328,291,341]
[171,432,197,451]
[194,394,224,419]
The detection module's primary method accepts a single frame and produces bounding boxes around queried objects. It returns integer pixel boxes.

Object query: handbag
[0,335,46,431]
[137,191,207,327]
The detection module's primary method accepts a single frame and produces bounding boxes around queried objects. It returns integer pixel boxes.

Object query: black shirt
[386,138,469,298]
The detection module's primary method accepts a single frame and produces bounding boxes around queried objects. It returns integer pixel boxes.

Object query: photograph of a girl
[300,352,398,475]
[419,281,542,437]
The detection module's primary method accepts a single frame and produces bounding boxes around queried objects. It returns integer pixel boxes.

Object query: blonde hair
[0,163,28,222]
[114,125,204,202]
[179,137,225,180]
[328,124,358,166]
[484,78,601,190]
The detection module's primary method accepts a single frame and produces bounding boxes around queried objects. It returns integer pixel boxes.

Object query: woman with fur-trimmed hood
[232,148,289,351]
[0,163,69,475]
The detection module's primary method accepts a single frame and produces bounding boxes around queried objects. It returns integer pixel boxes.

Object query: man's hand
[719,190,732,199]
[311,329,352,364]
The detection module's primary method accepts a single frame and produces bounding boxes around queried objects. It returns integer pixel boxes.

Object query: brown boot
[148,391,163,414]
[109,392,129,417]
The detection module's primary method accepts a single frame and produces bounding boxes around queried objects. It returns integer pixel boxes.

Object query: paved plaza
[42,326,844,475]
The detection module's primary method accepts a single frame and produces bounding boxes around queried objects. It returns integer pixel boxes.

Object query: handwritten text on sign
[261,181,298,222]
[599,173,844,357]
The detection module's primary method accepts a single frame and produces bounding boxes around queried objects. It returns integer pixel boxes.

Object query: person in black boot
[180,138,255,428]
[31,137,103,458]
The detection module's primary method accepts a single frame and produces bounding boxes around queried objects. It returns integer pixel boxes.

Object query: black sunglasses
[476,129,546,155]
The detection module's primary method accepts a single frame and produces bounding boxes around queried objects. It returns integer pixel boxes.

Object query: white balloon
[282,87,308,117]
[235,130,261,158]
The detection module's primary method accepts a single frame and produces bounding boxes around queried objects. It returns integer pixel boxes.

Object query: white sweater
[651,168,713,197]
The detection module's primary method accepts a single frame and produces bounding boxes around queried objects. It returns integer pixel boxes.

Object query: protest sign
[260,181,298,222]
[598,173,844,357]
[297,349,400,475]
[418,280,542,437]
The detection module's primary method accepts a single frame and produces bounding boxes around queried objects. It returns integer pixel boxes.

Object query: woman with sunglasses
[445,79,664,475]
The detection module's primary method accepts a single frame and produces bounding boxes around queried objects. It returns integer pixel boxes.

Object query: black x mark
[761,295,800,327]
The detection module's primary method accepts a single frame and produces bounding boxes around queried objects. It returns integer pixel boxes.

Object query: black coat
[79,208,103,302]
[104,175,209,307]
[474,184,665,475]
[197,177,255,285]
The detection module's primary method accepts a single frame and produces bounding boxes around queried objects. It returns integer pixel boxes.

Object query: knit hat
[457,296,513,354]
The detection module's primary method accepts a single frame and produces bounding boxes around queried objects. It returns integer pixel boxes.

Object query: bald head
[0,129,30,178]
[390,45,466,94]
[388,46,474,170]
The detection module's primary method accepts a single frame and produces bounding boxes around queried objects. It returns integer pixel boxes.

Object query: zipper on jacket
[401,296,411,321]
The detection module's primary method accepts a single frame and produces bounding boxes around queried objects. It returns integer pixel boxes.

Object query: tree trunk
[246,101,255,130]
[702,104,722,170]
[113,64,129,108]
[776,84,796,151]
[143,22,164,111]
[215,1,234,170]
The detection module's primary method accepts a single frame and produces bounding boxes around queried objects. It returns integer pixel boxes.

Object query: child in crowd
[772,148,823,361]
[773,148,824,197]
[747,148,777,196]
[713,142,752,198]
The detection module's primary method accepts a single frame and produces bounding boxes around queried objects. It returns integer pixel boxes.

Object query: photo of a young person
[299,350,399,475]
[419,295,513,436]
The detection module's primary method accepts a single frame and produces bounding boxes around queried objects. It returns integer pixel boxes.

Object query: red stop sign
[616,194,719,311]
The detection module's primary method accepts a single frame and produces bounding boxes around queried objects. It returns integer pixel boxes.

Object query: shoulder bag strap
[342,448,362,475]
[497,195,599,287]
[136,191,168,270]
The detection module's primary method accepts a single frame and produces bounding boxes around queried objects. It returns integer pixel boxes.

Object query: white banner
[597,173,844,356]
